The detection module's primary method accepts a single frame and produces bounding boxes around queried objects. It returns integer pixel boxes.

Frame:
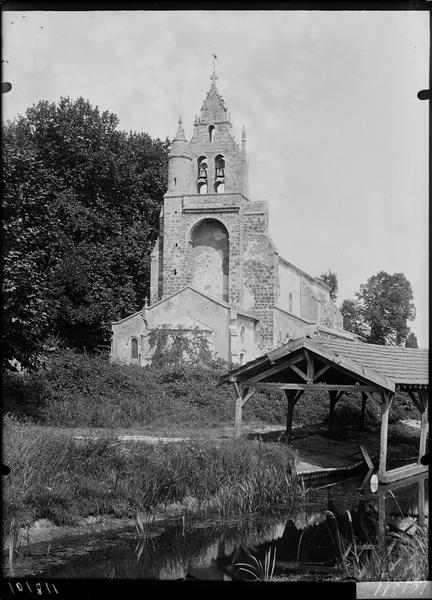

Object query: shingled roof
[221,335,429,391]
[308,336,429,387]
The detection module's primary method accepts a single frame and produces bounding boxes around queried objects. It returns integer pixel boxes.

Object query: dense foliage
[2,97,169,367]
[340,271,416,345]
[318,269,338,301]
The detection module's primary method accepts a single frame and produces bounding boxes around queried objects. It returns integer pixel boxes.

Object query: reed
[235,547,277,581]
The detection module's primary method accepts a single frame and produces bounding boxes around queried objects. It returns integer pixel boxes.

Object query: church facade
[110,73,351,366]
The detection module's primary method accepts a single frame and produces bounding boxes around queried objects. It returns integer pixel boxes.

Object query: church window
[209,125,215,142]
[240,326,245,344]
[289,293,293,313]
[239,352,245,366]
[130,338,138,360]
[190,218,229,302]
[174,177,177,186]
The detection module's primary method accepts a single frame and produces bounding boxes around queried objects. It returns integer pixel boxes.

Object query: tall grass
[2,416,298,534]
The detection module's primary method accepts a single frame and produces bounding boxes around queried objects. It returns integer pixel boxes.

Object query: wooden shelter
[220,335,429,484]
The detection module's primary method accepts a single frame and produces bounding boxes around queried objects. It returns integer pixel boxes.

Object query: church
[110,70,354,366]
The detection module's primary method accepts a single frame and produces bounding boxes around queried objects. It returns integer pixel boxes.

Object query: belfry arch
[190,218,229,302]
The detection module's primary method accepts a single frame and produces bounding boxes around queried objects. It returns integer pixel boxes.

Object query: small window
[239,352,245,366]
[288,293,293,313]
[240,326,245,344]
[209,125,215,142]
[131,338,138,360]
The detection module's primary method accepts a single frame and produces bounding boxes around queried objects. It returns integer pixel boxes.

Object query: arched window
[215,181,224,194]
[240,326,245,344]
[239,352,245,366]
[131,338,138,360]
[288,293,293,313]
[197,156,208,194]
[190,218,229,302]
[208,125,215,142]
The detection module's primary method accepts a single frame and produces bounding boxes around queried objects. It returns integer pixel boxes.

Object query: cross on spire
[210,50,218,84]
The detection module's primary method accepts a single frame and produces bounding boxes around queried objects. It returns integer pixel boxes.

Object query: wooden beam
[304,349,314,382]
[418,390,428,464]
[290,364,308,381]
[233,382,243,439]
[418,478,426,527]
[246,354,305,383]
[378,462,428,484]
[359,443,374,470]
[335,391,344,403]
[246,383,380,392]
[361,392,367,430]
[294,389,305,403]
[378,391,393,478]
[284,390,297,438]
[312,364,331,382]
[241,388,256,408]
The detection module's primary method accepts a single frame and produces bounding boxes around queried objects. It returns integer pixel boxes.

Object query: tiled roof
[221,335,429,390]
[310,337,428,386]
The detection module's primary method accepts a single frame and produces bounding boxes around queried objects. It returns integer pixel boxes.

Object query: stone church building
[110,72,352,366]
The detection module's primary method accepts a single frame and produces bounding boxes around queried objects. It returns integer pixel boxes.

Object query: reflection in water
[26,473,428,581]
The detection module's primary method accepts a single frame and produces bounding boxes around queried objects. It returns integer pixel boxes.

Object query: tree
[340,299,367,338]
[405,332,418,348]
[2,97,170,367]
[318,269,338,301]
[340,271,416,346]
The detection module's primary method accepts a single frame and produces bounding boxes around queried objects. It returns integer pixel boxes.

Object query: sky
[2,10,429,347]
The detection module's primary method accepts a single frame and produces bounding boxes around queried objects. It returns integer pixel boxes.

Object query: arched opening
[214,154,225,193]
[190,218,229,302]
[208,125,215,142]
[197,156,208,194]
[240,327,245,344]
[130,337,138,360]
[289,292,293,313]
[239,352,245,366]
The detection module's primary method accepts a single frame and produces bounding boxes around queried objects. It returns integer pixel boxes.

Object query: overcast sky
[2,10,429,347]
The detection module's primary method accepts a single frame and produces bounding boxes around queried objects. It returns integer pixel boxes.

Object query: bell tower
[150,67,251,306]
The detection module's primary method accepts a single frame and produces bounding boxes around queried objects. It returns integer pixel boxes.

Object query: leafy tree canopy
[2,97,170,368]
[317,269,338,301]
[340,271,416,346]
[405,332,418,348]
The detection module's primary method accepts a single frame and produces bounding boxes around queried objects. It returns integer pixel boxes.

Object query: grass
[2,415,299,534]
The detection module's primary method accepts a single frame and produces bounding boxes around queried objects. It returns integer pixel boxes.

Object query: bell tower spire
[210,50,218,87]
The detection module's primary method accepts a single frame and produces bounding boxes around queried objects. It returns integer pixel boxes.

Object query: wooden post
[418,390,428,464]
[361,392,367,430]
[378,489,386,552]
[378,391,393,479]
[234,383,243,439]
[285,390,297,439]
[418,478,426,527]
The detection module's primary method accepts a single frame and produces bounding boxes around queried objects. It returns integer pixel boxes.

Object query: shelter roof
[220,335,428,392]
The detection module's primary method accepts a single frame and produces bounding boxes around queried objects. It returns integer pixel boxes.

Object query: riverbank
[2,416,299,542]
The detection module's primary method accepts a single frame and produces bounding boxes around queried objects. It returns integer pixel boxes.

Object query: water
[10,472,429,580]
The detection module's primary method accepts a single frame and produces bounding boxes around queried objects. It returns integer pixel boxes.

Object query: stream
[6,470,428,581]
